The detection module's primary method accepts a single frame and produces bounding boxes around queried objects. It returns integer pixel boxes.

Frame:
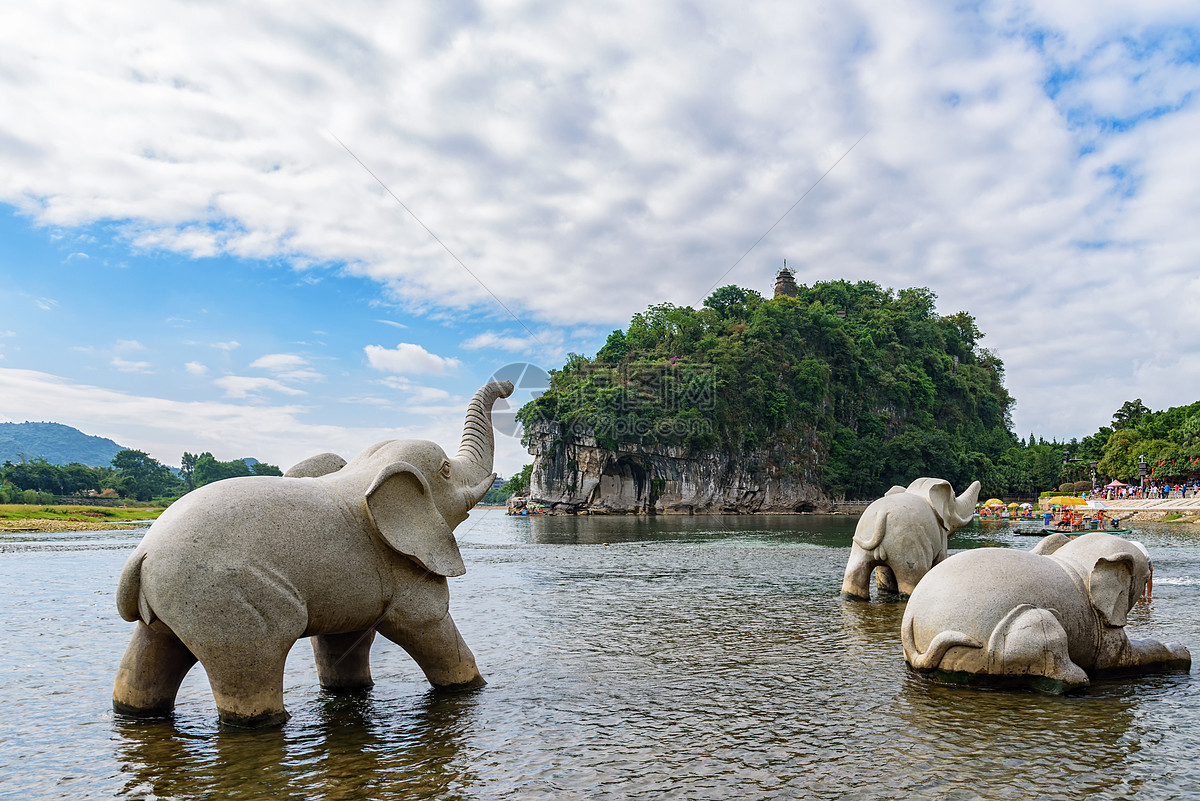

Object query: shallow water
[2,514,1197,800]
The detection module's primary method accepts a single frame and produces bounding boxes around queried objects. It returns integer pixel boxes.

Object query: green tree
[504,464,533,496]
[519,279,1019,499]
[180,452,199,491]
[1112,399,1151,430]
[194,452,247,487]
[110,449,181,501]
[192,454,279,487]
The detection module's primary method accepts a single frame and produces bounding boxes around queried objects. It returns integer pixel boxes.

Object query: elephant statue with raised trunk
[113,380,514,727]
[902,532,1191,693]
[841,477,981,600]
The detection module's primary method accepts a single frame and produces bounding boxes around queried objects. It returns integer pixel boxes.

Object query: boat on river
[1013,519,1133,536]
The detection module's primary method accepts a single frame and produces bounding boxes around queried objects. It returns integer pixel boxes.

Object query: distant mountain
[0,422,127,467]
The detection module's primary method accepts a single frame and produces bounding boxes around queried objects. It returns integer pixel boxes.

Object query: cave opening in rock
[596,457,656,512]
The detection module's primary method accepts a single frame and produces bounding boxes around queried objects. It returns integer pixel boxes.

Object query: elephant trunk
[454,380,516,486]
[949,480,983,530]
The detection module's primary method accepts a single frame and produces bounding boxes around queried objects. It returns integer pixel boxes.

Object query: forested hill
[0,422,126,467]
[518,280,1015,499]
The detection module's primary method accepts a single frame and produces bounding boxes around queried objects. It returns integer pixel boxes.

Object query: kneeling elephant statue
[113,380,513,727]
[841,477,981,600]
[902,532,1191,693]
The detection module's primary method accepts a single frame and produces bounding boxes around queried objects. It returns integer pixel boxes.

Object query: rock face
[516,421,832,514]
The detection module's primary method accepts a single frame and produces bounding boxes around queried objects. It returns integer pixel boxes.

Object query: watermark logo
[489,360,718,443]
[488,362,551,438]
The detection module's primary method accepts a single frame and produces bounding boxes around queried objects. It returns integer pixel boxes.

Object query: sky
[1,1,1199,479]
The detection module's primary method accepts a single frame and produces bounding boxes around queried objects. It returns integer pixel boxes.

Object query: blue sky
[2,1,1199,478]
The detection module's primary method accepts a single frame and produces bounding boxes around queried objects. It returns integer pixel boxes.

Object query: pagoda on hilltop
[773,263,799,299]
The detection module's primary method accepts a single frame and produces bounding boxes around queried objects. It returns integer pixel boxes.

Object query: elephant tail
[902,615,981,670]
[116,549,155,624]
[853,510,888,552]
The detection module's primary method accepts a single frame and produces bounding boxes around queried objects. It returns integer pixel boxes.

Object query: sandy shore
[0,519,151,533]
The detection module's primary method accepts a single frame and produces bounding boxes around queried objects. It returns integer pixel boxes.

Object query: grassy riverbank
[0,504,165,532]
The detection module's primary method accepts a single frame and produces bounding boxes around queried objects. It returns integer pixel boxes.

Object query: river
[2,513,1197,800]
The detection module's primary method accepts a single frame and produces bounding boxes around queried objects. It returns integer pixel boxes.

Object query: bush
[1072,481,1092,493]
[1058,483,1074,493]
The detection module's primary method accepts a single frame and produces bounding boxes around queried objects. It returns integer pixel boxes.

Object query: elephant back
[904,548,1096,666]
[852,492,931,551]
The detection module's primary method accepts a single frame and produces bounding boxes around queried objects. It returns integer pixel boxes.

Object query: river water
[2,514,1198,800]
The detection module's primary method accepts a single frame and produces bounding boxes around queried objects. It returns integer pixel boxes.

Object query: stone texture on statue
[283,452,347,478]
[112,381,513,728]
[840,477,981,600]
[518,420,831,514]
[902,532,1192,693]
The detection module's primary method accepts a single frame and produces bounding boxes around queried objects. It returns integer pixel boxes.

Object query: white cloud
[462,331,538,352]
[0,366,433,469]
[376,375,454,404]
[247,353,323,382]
[185,361,209,376]
[364,343,461,375]
[211,341,240,352]
[1,1,1198,442]
[114,339,146,352]
[377,320,407,329]
[214,375,307,399]
[110,357,152,373]
[250,354,308,371]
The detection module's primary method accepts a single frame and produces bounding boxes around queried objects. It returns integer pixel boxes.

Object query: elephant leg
[875,565,899,595]
[841,546,876,600]
[890,562,928,597]
[113,621,198,717]
[985,605,1089,692]
[312,630,376,692]
[1106,637,1192,672]
[377,613,484,689]
[193,640,295,728]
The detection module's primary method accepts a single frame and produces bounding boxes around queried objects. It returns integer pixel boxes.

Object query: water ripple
[2,516,1198,799]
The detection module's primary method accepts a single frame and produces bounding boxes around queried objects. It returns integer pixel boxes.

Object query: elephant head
[1052,532,1151,628]
[332,380,514,578]
[906,477,981,535]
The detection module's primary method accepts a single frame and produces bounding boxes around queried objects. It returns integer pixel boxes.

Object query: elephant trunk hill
[513,278,1013,514]
[522,420,828,514]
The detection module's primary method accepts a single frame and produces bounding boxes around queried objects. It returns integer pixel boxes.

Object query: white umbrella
[1019,503,1032,509]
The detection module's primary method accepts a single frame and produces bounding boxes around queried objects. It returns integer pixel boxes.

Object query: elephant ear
[1087,554,1135,627]
[365,462,466,577]
[908,478,954,532]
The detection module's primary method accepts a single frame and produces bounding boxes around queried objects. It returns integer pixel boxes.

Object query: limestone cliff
[514,421,832,514]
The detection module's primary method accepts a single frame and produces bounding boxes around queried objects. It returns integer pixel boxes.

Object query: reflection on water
[2,515,1198,799]
[114,690,482,800]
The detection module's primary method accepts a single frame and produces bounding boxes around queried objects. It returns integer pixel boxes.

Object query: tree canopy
[519,280,1016,498]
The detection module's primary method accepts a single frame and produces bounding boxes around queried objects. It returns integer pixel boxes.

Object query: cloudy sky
[1,1,1198,478]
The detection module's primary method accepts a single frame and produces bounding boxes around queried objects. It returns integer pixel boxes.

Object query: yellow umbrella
[1049,496,1087,506]
[982,498,1006,507]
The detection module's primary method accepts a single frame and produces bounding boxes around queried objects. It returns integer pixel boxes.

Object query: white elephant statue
[113,380,514,727]
[841,477,981,600]
[902,532,1191,693]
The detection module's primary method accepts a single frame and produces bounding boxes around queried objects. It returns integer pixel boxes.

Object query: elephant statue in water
[113,380,514,727]
[841,478,981,600]
[902,532,1191,693]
